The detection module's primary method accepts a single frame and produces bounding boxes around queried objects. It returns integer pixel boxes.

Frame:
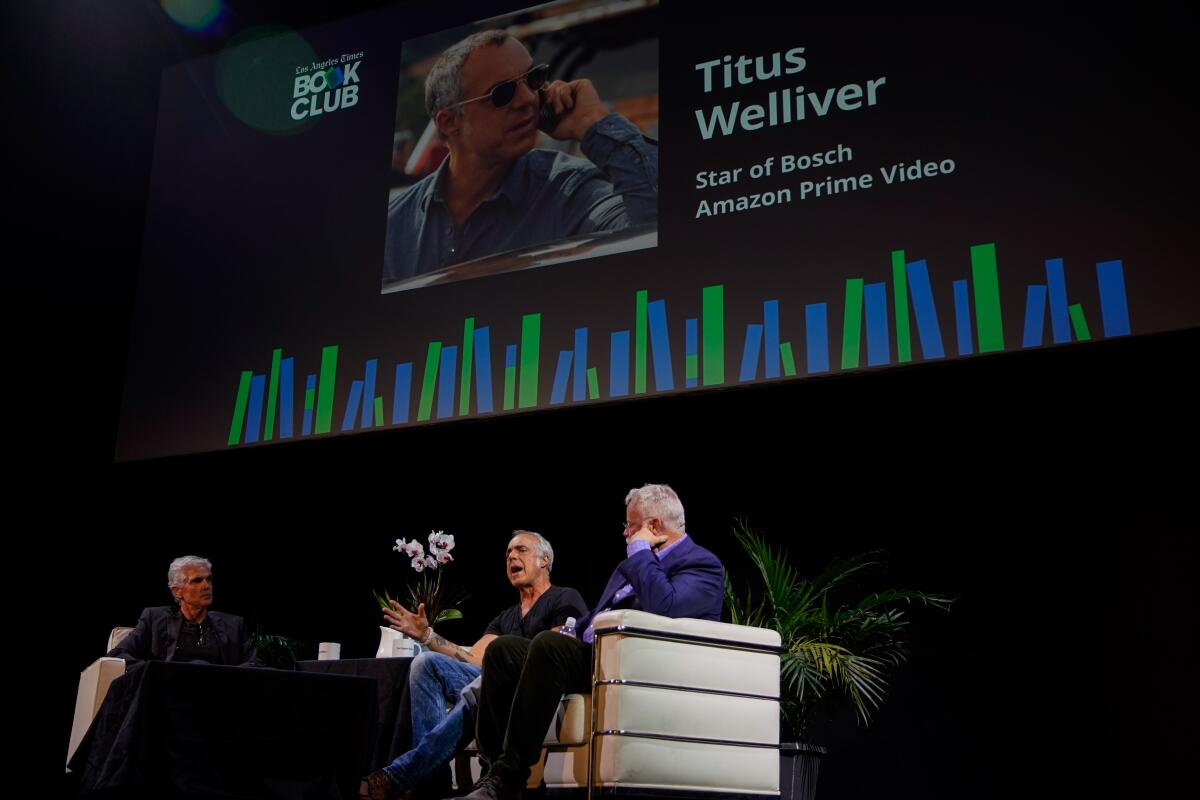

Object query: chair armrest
[590,609,781,649]
[107,626,134,653]
[591,609,781,700]
[66,657,126,769]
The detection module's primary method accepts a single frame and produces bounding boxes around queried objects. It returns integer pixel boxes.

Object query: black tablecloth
[70,661,377,799]
[296,658,413,772]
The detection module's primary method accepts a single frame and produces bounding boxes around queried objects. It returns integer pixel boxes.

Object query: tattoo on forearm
[429,632,471,662]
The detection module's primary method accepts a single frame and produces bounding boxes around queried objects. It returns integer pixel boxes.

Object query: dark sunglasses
[452,64,550,109]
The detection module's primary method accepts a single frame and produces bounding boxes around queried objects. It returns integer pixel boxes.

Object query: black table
[296,658,414,772]
[70,660,377,799]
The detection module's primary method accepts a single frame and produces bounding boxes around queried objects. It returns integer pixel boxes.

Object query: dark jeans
[476,631,592,787]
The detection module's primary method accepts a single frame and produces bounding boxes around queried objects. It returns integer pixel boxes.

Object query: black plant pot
[780,742,827,800]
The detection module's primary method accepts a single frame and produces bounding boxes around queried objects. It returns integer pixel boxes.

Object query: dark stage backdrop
[107,0,1198,461]
[25,2,1194,799]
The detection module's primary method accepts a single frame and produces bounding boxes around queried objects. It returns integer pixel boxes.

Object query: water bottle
[560,616,577,638]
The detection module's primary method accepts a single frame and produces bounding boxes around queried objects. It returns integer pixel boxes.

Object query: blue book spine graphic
[805,304,829,374]
[550,350,573,405]
[392,363,412,424]
[437,346,458,419]
[953,280,973,356]
[685,318,698,388]
[362,359,378,428]
[864,282,890,366]
[1096,260,1131,337]
[302,374,316,435]
[906,259,945,359]
[342,380,364,432]
[647,299,675,391]
[1023,285,1048,348]
[1045,258,1070,344]
[610,331,630,397]
[763,300,781,379]
[573,328,588,401]
[279,357,294,438]
[245,375,266,443]
[740,324,764,382]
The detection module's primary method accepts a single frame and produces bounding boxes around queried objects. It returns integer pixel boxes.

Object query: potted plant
[374,531,466,656]
[249,629,302,670]
[724,522,953,800]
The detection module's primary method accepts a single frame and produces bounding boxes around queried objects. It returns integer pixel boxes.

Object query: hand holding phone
[538,79,608,141]
[537,94,561,134]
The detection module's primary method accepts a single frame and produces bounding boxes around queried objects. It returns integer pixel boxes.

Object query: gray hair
[167,555,212,592]
[511,529,554,572]
[625,484,686,532]
[425,29,512,118]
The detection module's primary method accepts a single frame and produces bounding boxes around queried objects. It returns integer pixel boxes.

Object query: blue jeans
[383,651,481,788]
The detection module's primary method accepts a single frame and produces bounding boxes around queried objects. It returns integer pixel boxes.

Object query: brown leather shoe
[366,769,401,800]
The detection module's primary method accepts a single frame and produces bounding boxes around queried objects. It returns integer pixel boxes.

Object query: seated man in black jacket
[108,555,261,666]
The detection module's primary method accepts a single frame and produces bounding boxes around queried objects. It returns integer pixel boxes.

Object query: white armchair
[459,609,782,797]
[66,627,132,770]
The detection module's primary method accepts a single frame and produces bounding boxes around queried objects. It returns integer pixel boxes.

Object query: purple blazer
[577,535,724,634]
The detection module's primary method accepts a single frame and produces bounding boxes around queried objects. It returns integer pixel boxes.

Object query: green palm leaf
[724,521,955,738]
[855,589,955,612]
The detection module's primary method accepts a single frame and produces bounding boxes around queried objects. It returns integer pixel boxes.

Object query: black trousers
[476,631,593,787]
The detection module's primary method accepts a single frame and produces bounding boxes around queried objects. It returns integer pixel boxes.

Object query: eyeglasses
[451,64,550,110]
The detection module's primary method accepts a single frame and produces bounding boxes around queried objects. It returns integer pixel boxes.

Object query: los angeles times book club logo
[292,52,363,120]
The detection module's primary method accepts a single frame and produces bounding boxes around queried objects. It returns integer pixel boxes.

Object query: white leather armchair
[65,627,132,770]
[459,610,782,797]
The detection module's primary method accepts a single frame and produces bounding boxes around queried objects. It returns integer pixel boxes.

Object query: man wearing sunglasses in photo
[383,30,658,282]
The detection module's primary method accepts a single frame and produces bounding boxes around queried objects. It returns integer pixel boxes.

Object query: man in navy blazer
[459,484,723,800]
[108,555,261,667]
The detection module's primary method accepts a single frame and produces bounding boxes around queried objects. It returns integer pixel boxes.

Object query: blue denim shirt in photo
[383,113,658,282]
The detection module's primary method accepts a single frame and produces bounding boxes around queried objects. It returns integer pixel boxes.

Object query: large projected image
[115,3,1196,461]
[383,0,660,292]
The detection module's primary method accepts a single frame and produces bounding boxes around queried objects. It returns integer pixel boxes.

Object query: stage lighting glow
[216,26,319,134]
[161,0,224,32]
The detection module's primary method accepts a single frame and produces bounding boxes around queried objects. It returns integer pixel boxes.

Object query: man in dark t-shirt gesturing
[367,530,586,800]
